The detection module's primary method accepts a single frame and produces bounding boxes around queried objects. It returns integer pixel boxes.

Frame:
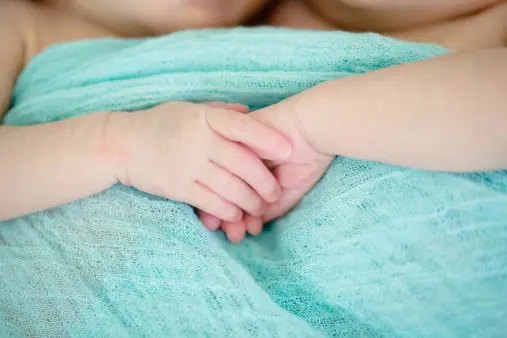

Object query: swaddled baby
[1,0,506,243]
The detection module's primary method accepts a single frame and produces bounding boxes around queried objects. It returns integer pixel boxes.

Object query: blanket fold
[1,28,506,337]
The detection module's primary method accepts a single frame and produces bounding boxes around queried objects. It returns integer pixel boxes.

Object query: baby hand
[107,101,292,222]
[199,102,334,243]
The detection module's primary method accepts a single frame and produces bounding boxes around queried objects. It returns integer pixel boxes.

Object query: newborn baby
[1,0,506,243]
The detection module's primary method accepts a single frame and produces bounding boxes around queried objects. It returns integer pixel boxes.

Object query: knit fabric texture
[1,28,507,337]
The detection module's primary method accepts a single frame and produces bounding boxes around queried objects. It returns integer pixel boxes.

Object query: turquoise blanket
[2,28,507,337]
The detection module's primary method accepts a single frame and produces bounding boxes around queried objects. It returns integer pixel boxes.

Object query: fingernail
[228,231,245,244]
[250,228,262,237]
[267,185,282,203]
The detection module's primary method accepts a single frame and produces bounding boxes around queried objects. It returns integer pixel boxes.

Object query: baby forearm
[0,112,121,221]
[292,48,507,171]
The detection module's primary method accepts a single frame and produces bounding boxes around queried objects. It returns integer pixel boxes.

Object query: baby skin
[0,0,294,224]
[1,0,507,244]
[200,0,507,241]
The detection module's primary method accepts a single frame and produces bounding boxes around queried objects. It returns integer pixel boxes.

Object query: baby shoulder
[2,0,111,66]
[0,1,27,115]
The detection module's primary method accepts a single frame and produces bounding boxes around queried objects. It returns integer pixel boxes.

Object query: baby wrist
[95,111,134,187]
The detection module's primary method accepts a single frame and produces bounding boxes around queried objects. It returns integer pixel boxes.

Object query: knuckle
[263,178,278,196]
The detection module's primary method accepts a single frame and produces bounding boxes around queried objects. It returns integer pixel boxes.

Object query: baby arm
[283,48,507,172]
[200,48,507,242]
[0,2,118,220]
[0,113,123,221]
[1,101,292,221]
